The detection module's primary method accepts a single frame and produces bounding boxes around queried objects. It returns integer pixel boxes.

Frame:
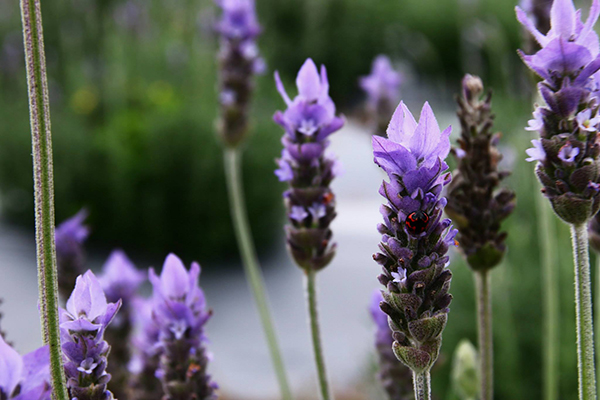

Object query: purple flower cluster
[60,270,121,400]
[55,210,89,300]
[98,250,145,399]
[517,0,600,224]
[372,102,456,374]
[216,0,265,146]
[273,58,344,271]
[148,254,217,400]
[360,55,403,137]
[0,335,51,400]
[369,291,414,400]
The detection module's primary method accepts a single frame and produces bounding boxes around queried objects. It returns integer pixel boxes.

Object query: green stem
[223,148,293,400]
[570,223,597,400]
[19,0,68,399]
[597,255,600,398]
[536,191,559,400]
[412,370,431,400]
[475,270,493,400]
[305,269,333,400]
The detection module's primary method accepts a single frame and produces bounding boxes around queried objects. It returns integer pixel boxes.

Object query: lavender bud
[372,101,457,374]
[215,0,264,147]
[55,209,89,301]
[273,59,344,271]
[60,271,121,400]
[446,75,515,271]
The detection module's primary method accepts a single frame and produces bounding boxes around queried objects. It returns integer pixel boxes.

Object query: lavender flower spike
[60,270,121,400]
[216,0,264,147]
[98,250,145,400]
[149,254,217,400]
[372,101,456,399]
[369,291,414,400]
[360,55,402,137]
[516,0,600,224]
[55,209,90,301]
[274,58,344,271]
[0,334,52,400]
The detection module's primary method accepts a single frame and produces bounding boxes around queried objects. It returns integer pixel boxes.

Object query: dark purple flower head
[360,55,402,108]
[149,254,217,400]
[369,291,413,400]
[98,249,145,304]
[273,59,344,271]
[517,0,600,224]
[373,101,455,375]
[60,271,121,400]
[0,334,51,400]
[55,209,89,301]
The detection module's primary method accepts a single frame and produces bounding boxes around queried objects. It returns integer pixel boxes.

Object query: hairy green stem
[223,148,293,400]
[20,0,68,399]
[570,223,597,400]
[412,370,431,400]
[305,269,333,400]
[475,270,493,400]
[536,192,559,400]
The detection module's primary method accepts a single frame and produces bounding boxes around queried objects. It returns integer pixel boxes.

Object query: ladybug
[405,210,430,235]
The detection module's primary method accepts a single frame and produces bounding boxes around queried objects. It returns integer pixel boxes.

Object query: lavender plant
[216,0,264,147]
[372,101,456,400]
[0,334,51,400]
[445,74,516,400]
[148,254,217,400]
[216,1,292,397]
[98,250,145,400]
[55,210,89,301]
[128,298,162,400]
[59,270,121,400]
[360,55,402,137]
[517,0,600,397]
[274,58,344,400]
[370,290,414,400]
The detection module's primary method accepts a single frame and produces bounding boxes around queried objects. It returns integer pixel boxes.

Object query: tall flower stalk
[215,1,292,398]
[517,0,600,397]
[273,58,344,400]
[372,101,456,400]
[19,0,68,398]
[445,74,516,400]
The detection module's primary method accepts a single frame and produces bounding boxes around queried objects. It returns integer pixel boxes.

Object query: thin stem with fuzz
[412,370,431,400]
[224,148,293,400]
[306,269,333,400]
[570,223,597,400]
[475,270,493,400]
[20,0,68,399]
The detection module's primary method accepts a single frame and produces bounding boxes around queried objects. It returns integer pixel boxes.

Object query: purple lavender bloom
[128,298,162,400]
[55,209,89,300]
[517,0,600,224]
[273,59,344,271]
[0,334,51,400]
[216,0,264,146]
[148,254,217,400]
[360,55,403,137]
[98,250,145,400]
[60,270,121,400]
[99,249,145,304]
[369,291,414,400]
[372,101,456,375]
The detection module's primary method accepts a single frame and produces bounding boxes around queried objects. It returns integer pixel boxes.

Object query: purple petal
[296,58,321,101]
[372,135,417,175]
[0,335,23,396]
[550,0,577,38]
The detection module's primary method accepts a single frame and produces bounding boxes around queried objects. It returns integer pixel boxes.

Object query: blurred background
[0,0,591,398]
